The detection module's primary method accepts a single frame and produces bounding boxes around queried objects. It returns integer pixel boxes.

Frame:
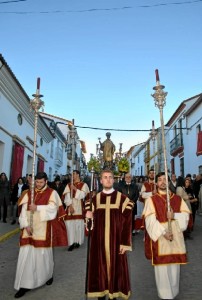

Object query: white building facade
[167,94,202,176]
[0,54,86,184]
[129,94,202,177]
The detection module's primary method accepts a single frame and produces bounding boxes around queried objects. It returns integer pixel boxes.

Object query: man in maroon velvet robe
[85,169,134,300]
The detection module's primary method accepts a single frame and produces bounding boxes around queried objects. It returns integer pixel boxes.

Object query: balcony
[170,133,184,157]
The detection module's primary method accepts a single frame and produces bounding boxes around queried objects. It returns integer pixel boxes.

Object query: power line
[74,125,189,132]
[75,125,150,132]
[139,0,202,7]
[189,116,202,129]
[0,0,27,4]
[0,0,201,13]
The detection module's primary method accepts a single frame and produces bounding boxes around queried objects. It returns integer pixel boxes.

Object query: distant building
[40,112,88,177]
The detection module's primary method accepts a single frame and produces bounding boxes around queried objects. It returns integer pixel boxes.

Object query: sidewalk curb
[0,228,20,243]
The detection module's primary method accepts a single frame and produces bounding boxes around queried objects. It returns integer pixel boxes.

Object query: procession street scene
[0,1,202,300]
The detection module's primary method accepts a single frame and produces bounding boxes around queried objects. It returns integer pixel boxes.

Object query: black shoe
[74,243,80,248]
[11,220,16,225]
[46,277,53,285]
[3,219,7,223]
[15,288,30,298]
[68,244,75,251]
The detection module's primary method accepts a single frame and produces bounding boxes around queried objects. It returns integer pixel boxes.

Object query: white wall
[184,103,202,175]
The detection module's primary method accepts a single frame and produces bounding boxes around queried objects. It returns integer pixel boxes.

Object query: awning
[196,131,202,156]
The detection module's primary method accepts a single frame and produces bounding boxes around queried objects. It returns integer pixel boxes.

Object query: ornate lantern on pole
[29,78,44,232]
[151,69,172,236]
[67,120,77,170]
[67,120,77,198]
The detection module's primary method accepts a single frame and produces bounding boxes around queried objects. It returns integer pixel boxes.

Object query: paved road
[0,215,202,300]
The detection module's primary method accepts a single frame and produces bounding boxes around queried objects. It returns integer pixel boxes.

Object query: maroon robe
[85,190,133,299]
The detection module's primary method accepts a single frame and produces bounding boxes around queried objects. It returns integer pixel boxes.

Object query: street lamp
[96,144,99,155]
[119,143,123,156]
[97,137,103,166]
[67,120,77,170]
[150,120,157,174]
[49,118,81,175]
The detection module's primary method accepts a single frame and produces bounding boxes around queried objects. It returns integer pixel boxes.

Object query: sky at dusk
[1,0,202,160]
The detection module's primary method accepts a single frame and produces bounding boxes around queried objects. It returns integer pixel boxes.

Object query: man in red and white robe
[142,172,190,300]
[14,172,67,298]
[140,169,156,203]
[63,170,89,251]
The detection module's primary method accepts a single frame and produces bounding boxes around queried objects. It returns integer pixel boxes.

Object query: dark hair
[35,172,48,180]
[73,170,80,176]
[54,176,61,182]
[155,172,165,182]
[148,169,154,175]
[186,174,191,178]
[155,172,170,182]
[0,173,8,180]
[17,177,24,183]
[177,176,185,187]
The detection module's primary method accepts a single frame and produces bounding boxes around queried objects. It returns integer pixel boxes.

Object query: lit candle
[37,77,40,90]
[155,69,160,82]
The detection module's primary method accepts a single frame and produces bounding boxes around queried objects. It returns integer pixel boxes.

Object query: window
[173,125,177,137]
[171,158,175,174]
[180,157,184,177]
[196,124,201,134]
[178,119,182,132]
[178,119,183,144]
[17,113,23,125]
[50,140,54,158]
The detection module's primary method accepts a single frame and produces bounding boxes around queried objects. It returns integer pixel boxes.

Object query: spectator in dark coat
[118,172,139,235]
[50,176,65,199]
[0,172,11,223]
[10,177,24,224]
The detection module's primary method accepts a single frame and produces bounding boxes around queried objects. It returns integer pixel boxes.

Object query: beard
[36,183,46,190]
[158,185,167,191]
